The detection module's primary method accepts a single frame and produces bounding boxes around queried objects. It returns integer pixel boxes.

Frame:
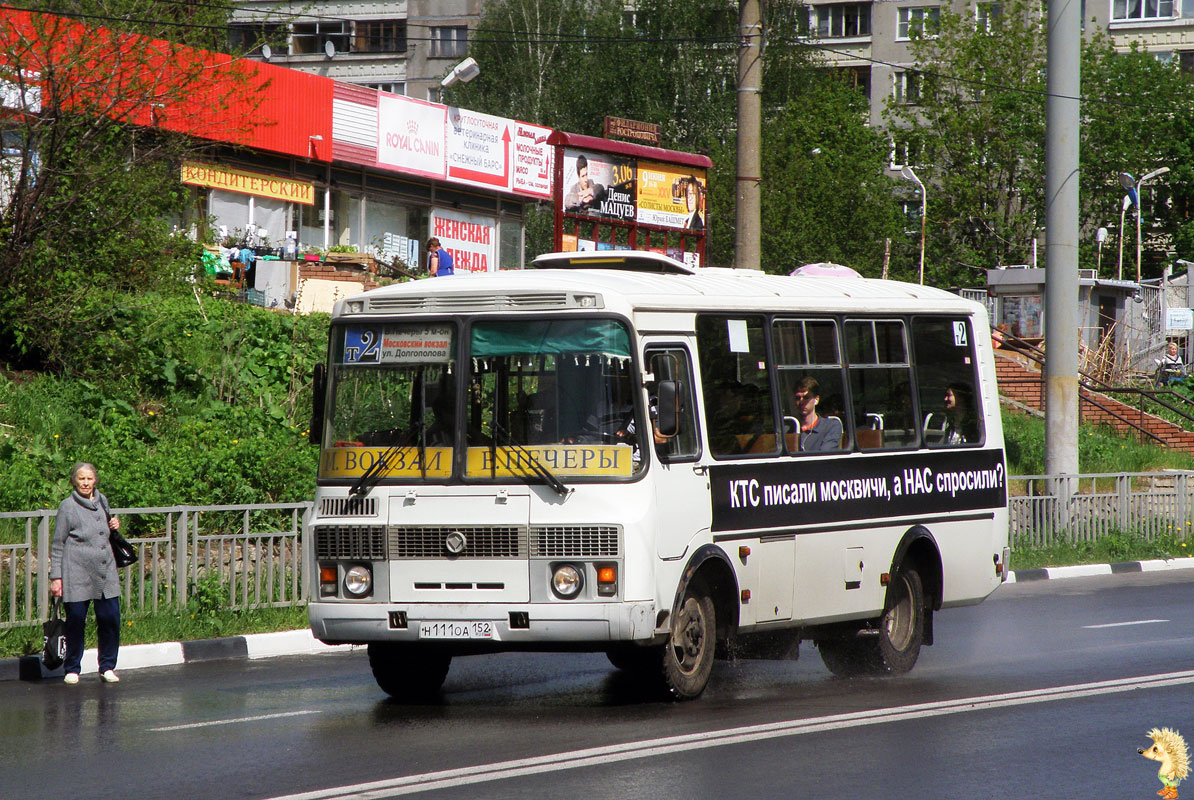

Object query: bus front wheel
[367,643,452,700]
[661,583,717,700]
[817,566,925,677]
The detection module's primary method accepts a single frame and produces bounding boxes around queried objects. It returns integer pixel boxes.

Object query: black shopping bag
[42,597,66,671]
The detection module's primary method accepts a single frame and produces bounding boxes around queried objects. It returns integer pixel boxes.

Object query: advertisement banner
[561,148,636,221]
[636,161,706,231]
[709,449,1007,533]
[446,106,512,191]
[181,161,314,204]
[430,208,497,273]
[511,121,553,198]
[377,93,447,179]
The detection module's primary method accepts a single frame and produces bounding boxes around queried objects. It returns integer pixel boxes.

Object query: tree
[883,0,1047,286]
[0,6,252,372]
[1081,36,1194,278]
[451,0,902,273]
[886,1,1194,284]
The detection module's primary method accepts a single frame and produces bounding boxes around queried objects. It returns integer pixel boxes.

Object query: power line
[2,5,1189,116]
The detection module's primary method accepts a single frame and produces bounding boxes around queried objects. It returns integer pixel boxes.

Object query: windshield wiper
[491,422,571,497]
[349,424,420,497]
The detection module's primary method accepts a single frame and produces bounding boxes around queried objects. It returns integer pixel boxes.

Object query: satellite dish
[324,40,336,59]
[261,44,272,61]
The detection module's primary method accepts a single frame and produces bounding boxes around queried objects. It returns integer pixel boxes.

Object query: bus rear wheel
[661,584,717,700]
[817,566,925,678]
[367,643,452,700]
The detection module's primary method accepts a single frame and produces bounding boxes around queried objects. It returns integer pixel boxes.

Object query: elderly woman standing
[49,462,122,684]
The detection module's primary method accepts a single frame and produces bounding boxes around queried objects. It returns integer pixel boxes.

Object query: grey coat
[50,491,120,602]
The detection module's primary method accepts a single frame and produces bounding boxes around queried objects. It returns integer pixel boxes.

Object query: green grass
[0,604,308,659]
[1011,530,1194,570]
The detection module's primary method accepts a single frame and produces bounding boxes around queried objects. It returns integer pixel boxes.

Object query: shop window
[499,220,523,270]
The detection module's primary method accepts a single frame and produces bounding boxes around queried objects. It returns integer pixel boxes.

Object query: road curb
[1004,555,1194,583]
[5,557,1194,681]
[1,629,354,682]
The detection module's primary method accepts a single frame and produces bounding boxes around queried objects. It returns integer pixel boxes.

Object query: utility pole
[1043,0,1081,480]
[735,0,762,270]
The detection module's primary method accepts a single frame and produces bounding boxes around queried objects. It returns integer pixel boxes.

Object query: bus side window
[912,316,983,447]
[696,315,777,457]
[846,319,915,450]
[646,348,700,460]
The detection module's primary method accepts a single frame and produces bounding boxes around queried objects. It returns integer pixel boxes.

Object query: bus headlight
[343,564,373,598]
[550,564,583,599]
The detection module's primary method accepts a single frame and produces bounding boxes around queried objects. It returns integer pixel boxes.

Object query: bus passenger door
[643,344,711,560]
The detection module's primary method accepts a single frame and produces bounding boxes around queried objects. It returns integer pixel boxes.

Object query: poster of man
[562,149,636,221]
[636,161,707,231]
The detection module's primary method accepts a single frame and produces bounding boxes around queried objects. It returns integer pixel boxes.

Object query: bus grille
[314,525,387,560]
[531,526,620,557]
[368,293,570,312]
[319,497,377,517]
[388,526,526,559]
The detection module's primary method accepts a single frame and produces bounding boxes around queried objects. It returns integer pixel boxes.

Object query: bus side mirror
[309,362,326,446]
[655,380,679,437]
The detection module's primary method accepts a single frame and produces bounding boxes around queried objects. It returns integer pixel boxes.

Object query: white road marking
[259,669,1194,800]
[1083,619,1169,629]
[150,709,321,732]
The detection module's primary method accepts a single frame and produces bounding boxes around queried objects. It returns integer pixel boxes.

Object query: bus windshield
[465,318,643,480]
[320,323,457,481]
[319,317,644,482]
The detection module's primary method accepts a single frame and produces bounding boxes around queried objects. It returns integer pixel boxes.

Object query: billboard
[377,94,447,179]
[636,161,706,231]
[430,208,497,273]
[561,148,636,222]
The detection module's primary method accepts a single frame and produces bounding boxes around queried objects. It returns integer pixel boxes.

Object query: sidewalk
[5,556,1194,682]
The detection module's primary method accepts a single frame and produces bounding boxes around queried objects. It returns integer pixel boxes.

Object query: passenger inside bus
[941,382,978,444]
[790,376,844,452]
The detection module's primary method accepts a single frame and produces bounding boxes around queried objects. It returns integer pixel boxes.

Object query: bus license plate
[419,621,493,639]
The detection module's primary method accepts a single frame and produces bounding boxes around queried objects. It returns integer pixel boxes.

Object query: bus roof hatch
[530,250,696,275]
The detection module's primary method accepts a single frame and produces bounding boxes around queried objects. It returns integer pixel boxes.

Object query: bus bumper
[309,600,658,646]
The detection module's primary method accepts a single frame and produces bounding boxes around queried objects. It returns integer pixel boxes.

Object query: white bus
[307,251,1010,700]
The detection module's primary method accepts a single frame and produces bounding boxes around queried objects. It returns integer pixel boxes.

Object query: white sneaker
[100,670,120,683]
[63,673,79,685]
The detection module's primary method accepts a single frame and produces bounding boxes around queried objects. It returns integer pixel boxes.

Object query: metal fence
[0,502,310,630]
[3,477,1192,629]
[1008,472,1194,547]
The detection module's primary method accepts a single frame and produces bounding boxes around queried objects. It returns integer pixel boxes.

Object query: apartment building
[229,1,482,102]
[809,0,1194,131]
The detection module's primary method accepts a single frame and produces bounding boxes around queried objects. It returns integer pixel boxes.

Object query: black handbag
[100,494,137,568]
[109,530,138,569]
[42,597,66,670]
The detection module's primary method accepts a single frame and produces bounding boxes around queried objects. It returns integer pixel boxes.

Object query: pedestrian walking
[49,462,123,684]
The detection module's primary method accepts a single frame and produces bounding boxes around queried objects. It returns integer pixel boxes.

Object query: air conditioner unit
[1078,269,1097,280]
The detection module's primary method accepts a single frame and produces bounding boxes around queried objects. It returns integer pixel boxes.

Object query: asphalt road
[3,570,1192,800]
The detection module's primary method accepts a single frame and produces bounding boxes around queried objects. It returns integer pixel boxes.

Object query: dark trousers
[63,596,120,674]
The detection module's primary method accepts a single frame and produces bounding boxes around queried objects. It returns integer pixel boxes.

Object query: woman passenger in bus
[793,376,843,452]
[942,382,978,445]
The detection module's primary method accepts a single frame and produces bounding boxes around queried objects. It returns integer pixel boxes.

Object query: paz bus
[306,250,1009,700]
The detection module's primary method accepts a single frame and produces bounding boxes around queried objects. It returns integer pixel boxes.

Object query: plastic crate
[244,288,266,306]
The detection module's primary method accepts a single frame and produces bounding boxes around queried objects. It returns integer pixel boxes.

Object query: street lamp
[1116,192,1131,280]
[1120,167,1171,282]
[441,57,480,89]
[901,165,926,285]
